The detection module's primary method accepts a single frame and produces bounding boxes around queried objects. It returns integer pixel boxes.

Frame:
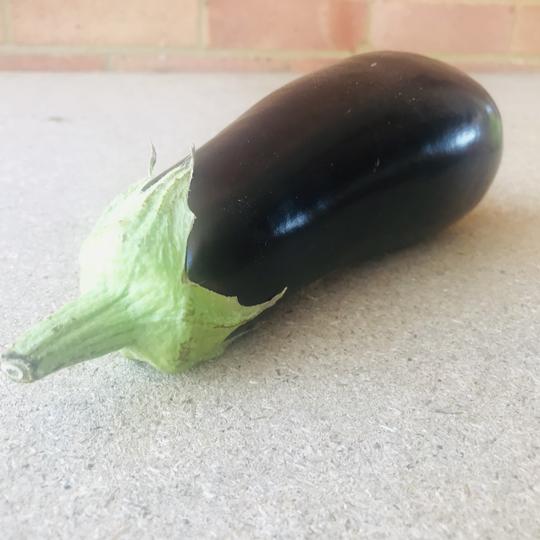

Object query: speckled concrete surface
[0,72,539,539]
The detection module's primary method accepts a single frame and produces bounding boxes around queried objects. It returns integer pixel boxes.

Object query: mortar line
[0,44,539,67]
[510,0,519,52]
[0,44,353,58]
[199,0,209,49]
[196,0,203,49]
[1,0,11,43]
[360,0,374,53]
[404,0,516,4]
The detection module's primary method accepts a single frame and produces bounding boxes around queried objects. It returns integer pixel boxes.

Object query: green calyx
[1,151,285,383]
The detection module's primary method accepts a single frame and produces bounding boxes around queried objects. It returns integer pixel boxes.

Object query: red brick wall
[0,0,539,72]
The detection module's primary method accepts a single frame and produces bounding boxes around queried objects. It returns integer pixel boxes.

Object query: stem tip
[1,353,35,383]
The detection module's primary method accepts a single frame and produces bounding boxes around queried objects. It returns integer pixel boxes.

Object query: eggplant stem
[1,290,136,382]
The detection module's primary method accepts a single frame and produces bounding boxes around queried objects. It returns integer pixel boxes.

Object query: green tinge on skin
[1,151,285,383]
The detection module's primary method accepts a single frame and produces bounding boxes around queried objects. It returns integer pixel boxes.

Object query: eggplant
[1,52,502,383]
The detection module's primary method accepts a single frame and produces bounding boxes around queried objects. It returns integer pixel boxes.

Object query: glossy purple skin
[186,52,502,306]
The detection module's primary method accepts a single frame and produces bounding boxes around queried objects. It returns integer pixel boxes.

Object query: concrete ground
[0,72,538,539]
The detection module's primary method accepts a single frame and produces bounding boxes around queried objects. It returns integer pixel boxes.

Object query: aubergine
[1,52,502,383]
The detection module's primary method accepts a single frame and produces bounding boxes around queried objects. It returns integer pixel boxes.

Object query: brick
[0,53,106,71]
[11,0,198,46]
[370,1,514,55]
[207,0,367,51]
[513,5,540,54]
[327,0,367,51]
